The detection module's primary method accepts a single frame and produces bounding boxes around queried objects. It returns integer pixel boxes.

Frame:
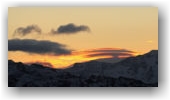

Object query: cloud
[51,23,90,34]
[8,39,71,55]
[86,48,134,53]
[86,52,133,58]
[78,48,135,58]
[14,25,41,36]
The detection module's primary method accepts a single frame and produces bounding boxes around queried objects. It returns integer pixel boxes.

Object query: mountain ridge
[8,50,158,87]
[65,50,158,83]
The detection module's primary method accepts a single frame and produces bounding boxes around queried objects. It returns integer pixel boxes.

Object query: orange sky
[8,7,158,68]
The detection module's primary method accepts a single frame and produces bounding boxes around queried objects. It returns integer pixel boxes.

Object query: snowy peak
[112,50,158,83]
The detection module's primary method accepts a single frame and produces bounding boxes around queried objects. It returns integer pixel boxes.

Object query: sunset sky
[8,7,158,68]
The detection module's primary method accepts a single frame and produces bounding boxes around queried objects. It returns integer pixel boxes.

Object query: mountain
[95,57,123,63]
[8,50,158,87]
[111,50,158,83]
[65,50,158,83]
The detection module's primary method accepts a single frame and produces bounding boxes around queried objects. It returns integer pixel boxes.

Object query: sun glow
[8,48,136,69]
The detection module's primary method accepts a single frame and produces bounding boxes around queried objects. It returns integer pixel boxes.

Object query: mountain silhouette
[8,50,158,87]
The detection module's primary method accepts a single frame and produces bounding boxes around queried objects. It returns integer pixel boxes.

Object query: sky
[8,7,158,68]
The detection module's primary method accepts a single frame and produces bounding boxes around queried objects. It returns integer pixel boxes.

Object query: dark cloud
[51,23,90,34]
[14,25,41,36]
[8,39,71,55]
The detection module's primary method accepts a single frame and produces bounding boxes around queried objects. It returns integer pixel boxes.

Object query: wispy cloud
[14,25,41,36]
[72,48,135,58]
